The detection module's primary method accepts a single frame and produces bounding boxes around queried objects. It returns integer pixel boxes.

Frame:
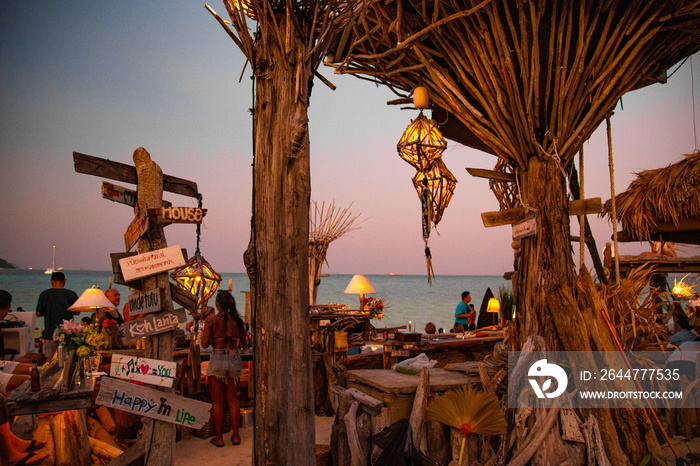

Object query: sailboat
[44,245,63,274]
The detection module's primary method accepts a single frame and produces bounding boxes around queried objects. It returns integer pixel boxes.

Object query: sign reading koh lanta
[118,244,185,282]
[121,308,186,340]
[96,377,211,429]
[127,288,163,317]
[110,353,176,388]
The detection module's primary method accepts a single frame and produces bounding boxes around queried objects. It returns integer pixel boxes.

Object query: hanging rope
[195,193,203,255]
[420,180,435,285]
[579,147,585,271]
[606,116,620,283]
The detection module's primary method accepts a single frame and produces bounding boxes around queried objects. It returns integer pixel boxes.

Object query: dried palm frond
[602,151,700,240]
[425,386,506,464]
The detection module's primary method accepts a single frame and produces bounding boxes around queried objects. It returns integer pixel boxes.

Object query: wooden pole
[132,147,176,466]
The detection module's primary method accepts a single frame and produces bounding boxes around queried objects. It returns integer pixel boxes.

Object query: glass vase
[74,357,86,388]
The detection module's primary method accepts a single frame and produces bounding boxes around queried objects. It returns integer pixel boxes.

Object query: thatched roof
[602,151,700,244]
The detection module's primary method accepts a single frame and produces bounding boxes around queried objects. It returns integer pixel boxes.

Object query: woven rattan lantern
[412,158,457,227]
[397,112,447,171]
[170,252,222,309]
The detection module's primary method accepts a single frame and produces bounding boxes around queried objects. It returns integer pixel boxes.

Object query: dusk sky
[1,2,699,276]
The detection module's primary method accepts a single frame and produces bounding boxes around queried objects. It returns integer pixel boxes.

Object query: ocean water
[0,269,509,333]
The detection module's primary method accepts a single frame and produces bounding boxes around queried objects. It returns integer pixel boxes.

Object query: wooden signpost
[96,377,211,429]
[118,245,186,282]
[150,207,207,224]
[110,353,177,388]
[121,308,186,340]
[127,288,164,317]
[124,210,150,251]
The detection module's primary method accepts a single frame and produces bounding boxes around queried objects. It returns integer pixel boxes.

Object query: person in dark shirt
[0,290,11,359]
[36,272,78,361]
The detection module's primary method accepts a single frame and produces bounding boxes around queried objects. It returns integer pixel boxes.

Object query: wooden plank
[330,385,384,413]
[126,288,164,317]
[118,245,186,282]
[110,252,141,290]
[347,368,472,394]
[110,353,177,388]
[512,214,537,240]
[560,409,586,443]
[465,167,516,182]
[150,207,207,224]
[124,210,149,251]
[568,198,602,216]
[481,207,527,228]
[96,377,211,429]
[121,308,186,340]
[170,283,198,311]
[106,441,145,466]
[73,152,199,198]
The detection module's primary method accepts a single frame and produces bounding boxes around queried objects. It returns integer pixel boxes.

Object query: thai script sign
[124,210,150,251]
[121,308,186,339]
[151,207,207,224]
[127,288,163,317]
[96,377,211,429]
[118,245,185,281]
[110,353,177,388]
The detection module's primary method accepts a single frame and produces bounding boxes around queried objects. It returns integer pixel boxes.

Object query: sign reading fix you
[110,353,177,388]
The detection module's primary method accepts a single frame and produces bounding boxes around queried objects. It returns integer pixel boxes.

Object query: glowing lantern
[413,86,429,109]
[412,158,457,227]
[170,252,222,309]
[397,112,447,171]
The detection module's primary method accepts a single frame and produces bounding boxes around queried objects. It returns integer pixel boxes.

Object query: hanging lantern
[170,252,222,309]
[412,158,457,227]
[397,112,447,171]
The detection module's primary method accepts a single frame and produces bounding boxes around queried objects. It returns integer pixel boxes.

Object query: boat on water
[44,245,63,274]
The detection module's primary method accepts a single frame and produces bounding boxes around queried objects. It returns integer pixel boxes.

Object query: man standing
[454,291,472,328]
[36,272,78,361]
[0,290,12,359]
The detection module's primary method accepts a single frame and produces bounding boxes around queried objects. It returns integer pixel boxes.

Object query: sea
[0,269,509,334]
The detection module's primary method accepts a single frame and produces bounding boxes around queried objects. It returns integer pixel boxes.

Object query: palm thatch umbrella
[602,151,700,245]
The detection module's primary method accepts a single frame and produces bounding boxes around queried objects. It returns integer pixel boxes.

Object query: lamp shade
[487,298,501,313]
[68,285,117,313]
[344,275,376,295]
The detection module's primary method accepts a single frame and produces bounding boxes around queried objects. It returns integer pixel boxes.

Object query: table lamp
[344,274,375,310]
[68,285,117,313]
[487,297,501,327]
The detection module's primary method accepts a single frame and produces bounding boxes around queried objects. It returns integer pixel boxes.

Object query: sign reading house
[96,377,211,429]
[118,244,185,282]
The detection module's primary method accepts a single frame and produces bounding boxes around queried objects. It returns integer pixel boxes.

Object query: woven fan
[425,386,506,465]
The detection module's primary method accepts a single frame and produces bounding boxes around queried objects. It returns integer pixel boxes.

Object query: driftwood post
[133,147,176,465]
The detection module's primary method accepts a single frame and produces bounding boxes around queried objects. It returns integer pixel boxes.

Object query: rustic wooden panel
[121,308,186,339]
[481,207,527,227]
[96,377,211,429]
[118,245,186,282]
[110,353,177,387]
[347,368,472,394]
[568,198,602,216]
[126,288,164,317]
[465,167,516,182]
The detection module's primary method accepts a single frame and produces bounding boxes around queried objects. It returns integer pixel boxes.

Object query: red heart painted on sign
[141,364,150,374]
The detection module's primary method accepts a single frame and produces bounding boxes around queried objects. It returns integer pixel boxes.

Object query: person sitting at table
[424,322,436,335]
[200,290,249,448]
[1,289,12,359]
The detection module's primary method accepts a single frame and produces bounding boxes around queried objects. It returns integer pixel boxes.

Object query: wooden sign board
[111,249,188,291]
[512,214,537,240]
[96,377,211,429]
[102,181,137,207]
[481,206,527,228]
[121,308,186,339]
[568,198,602,216]
[151,207,207,224]
[127,288,164,317]
[110,353,177,388]
[118,244,186,282]
[124,210,150,251]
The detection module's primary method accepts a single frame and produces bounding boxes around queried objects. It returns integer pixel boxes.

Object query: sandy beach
[174,415,334,465]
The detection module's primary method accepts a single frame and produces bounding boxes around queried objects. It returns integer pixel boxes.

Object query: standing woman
[201,290,248,447]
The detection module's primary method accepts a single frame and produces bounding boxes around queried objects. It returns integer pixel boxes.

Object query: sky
[1,1,699,277]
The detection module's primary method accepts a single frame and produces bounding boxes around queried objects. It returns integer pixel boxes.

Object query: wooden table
[347,368,474,423]
[6,360,96,416]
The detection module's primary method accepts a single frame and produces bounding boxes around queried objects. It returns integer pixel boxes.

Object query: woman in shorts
[201,290,248,447]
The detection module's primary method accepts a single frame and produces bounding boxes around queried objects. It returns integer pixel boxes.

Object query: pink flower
[60,319,83,334]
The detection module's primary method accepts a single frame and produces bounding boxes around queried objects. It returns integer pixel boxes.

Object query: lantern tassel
[425,241,435,286]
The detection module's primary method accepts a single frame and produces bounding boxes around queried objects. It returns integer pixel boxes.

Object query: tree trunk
[248,26,315,465]
[512,156,661,464]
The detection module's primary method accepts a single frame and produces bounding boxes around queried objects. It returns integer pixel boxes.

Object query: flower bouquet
[363,297,388,320]
[53,320,109,389]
